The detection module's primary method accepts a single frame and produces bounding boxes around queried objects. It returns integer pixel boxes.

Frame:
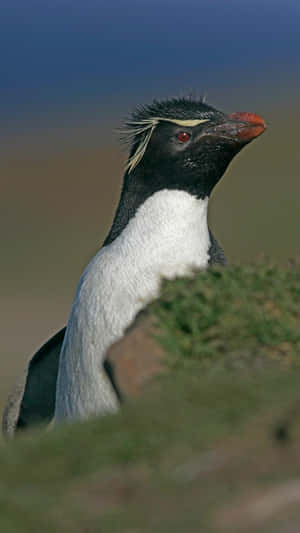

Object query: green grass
[151,263,300,373]
[1,263,300,532]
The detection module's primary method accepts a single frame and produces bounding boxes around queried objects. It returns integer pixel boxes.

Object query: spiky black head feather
[130,97,223,124]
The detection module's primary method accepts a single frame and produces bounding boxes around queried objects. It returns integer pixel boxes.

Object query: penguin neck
[104,188,211,282]
[104,173,151,246]
[104,169,209,246]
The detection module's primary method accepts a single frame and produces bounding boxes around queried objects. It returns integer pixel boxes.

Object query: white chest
[55,190,210,421]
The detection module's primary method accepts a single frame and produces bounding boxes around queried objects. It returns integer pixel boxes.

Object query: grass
[151,263,300,373]
[1,262,300,532]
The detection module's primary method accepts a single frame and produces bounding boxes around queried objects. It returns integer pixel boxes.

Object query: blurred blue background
[1,0,300,412]
[1,0,299,133]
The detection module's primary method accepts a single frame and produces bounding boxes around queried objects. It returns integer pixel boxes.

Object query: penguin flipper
[208,230,227,266]
[2,327,66,437]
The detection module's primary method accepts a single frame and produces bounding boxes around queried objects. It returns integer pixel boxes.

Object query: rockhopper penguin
[2,97,266,432]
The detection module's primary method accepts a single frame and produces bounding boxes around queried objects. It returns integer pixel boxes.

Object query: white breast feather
[55,189,210,421]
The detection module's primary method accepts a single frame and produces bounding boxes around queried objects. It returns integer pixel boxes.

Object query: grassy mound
[151,263,300,372]
[1,263,300,532]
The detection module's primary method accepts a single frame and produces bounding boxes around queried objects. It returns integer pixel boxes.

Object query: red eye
[177,131,191,143]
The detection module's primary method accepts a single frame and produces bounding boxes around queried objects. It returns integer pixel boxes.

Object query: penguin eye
[176,131,191,143]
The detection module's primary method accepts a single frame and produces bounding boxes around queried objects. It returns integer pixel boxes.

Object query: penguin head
[123,97,266,199]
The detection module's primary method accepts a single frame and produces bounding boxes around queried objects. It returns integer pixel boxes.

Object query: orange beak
[227,112,266,142]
